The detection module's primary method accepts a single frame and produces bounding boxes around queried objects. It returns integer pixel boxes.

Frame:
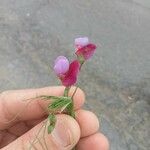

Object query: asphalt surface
[0,0,150,149]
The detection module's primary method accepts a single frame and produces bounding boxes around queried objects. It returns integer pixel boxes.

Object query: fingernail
[51,120,72,147]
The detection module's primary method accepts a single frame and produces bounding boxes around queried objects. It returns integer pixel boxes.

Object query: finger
[2,109,100,147]
[75,110,99,137]
[0,86,85,130]
[8,109,99,138]
[2,114,80,150]
[76,133,109,150]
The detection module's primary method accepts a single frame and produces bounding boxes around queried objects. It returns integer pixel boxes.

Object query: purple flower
[75,37,89,49]
[54,56,80,87]
[54,56,69,77]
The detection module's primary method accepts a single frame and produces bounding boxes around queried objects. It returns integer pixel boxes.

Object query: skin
[0,86,109,150]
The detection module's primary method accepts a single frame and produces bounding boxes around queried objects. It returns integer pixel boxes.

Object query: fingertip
[51,114,81,148]
[75,109,99,137]
[76,133,109,150]
[96,133,109,150]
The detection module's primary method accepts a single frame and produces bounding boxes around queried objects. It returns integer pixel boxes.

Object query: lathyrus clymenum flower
[54,56,80,87]
[49,37,97,137]
[75,37,97,62]
[54,37,97,87]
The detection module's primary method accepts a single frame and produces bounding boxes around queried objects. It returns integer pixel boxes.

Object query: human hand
[0,86,109,150]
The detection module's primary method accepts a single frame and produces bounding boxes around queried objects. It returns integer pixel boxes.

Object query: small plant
[48,37,96,134]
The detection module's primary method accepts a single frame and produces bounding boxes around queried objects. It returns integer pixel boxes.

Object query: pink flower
[54,56,69,77]
[62,60,80,87]
[75,37,96,60]
[54,56,80,87]
[75,43,97,60]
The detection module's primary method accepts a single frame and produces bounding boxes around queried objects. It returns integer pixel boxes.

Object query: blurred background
[0,0,150,149]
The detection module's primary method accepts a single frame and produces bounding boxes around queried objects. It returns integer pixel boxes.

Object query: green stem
[63,87,70,97]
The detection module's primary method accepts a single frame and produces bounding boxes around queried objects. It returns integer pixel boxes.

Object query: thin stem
[71,60,84,99]
[79,62,84,70]
[64,87,70,97]
[71,87,78,99]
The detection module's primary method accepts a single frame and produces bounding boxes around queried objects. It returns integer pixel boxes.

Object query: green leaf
[37,95,61,101]
[48,114,56,125]
[47,114,56,134]
[48,96,72,111]
[48,125,55,134]
[49,96,62,100]
[66,101,75,118]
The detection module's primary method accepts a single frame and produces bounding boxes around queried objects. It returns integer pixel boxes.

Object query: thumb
[3,114,80,150]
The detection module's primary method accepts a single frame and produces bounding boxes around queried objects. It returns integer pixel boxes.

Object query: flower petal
[75,37,89,49]
[62,60,80,87]
[54,56,69,76]
[75,43,96,60]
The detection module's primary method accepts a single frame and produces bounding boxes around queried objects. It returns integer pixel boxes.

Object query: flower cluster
[53,37,97,87]
[39,37,97,135]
